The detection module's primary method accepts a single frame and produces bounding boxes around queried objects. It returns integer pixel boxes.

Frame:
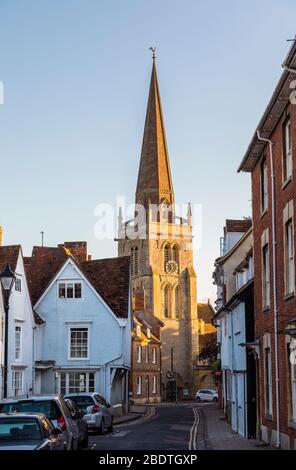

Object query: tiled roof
[25,246,130,318]
[133,311,162,340]
[0,245,20,273]
[197,302,215,324]
[225,219,252,233]
[81,257,130,318]
[24,246,70,306]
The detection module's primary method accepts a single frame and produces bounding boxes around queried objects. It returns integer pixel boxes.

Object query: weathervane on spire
[149,46,156,60]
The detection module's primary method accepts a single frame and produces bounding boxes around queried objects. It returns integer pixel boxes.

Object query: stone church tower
[118,54,199,397]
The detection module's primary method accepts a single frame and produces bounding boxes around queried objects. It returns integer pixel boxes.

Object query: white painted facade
[33,258,131,414]
[0,249,35,398]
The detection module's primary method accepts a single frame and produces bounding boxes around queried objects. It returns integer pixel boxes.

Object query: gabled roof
[0,245,21,273]
[238,41,296,172]
[24,246,131,319]
[197,302,215,324]
[135,57,174,208]
[24,246,70,307]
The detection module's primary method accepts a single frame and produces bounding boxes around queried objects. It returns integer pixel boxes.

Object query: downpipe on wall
[256,130,280,449]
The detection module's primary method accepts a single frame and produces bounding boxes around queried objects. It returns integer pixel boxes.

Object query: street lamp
[0,263,16,398]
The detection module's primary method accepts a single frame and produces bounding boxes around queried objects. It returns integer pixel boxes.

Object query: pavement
[113,406,147,425]
[87,402,272,450]
[196,404,271,450]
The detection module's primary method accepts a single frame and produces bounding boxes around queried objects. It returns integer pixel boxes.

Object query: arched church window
[134,247,139,276]
[172,245,179,271]
[163,285,170,318]
[174,286,180,319]
[164,244,170,272]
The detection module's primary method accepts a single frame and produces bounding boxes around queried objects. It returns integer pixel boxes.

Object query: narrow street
[88,403,270,451]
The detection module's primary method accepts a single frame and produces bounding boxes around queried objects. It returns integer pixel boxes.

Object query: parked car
[195,389,218,402]
[0,413,65,450]
[64,393,113,434]
[65,398,88,448]
[0,395,79,450]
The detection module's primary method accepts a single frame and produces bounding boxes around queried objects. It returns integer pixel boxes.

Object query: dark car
[0,395,79,450]
[0,413,65,450]
[65,398,88,448]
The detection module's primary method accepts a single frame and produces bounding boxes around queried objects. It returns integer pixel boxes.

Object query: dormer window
[147,328,151,338]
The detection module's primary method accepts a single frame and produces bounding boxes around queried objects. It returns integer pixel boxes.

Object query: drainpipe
[256,130,280,448]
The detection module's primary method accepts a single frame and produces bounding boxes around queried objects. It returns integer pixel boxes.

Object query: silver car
[0,412,65,450]
[65,393,113,434]
[0,395,79,450]
[195,389,218,402]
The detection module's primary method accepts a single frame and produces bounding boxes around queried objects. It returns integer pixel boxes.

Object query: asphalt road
[88,403,201,451]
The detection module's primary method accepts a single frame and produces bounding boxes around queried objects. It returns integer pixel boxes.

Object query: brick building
[130,297,163,404]
[238,42,296,449]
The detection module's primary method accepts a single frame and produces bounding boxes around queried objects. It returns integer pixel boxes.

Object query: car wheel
[213,397,218,402]
[107,417,113,433]
[98,419,105,435]
[196,396,201,402]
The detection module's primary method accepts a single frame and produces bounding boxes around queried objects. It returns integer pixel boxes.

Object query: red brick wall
[130,340,161,402]
[252,101,296,441]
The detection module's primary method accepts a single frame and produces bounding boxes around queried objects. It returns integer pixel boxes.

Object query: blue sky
[0,0,295,301]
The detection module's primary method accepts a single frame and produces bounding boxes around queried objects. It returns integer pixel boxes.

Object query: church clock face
[165,260,178,275]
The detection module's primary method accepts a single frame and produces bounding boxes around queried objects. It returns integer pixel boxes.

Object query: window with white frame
[262,243,270,307]
[283,116,292,182]
[285,219,294,296]
[261,156,268,213]
[12,370,23,396]
[136,376,142,395]
[146,328,151,339]
[58,282,82,299]
[136,325,141,337]
[59,372,95,395]
[69,328,88,359]
[137,345,141,363]
[15,326,21,360]
[289,340,296,422]
[145,347,149,363]
[15,277,22,293]
[152,375,157,394]
[152,347,156,364]
[264,347,273,416]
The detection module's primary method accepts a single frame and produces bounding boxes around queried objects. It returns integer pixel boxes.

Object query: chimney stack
[0,226,3,246]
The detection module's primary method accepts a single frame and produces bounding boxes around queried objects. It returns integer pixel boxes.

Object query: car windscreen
[66,396,94,412]
[0,400,62,421]
[0,418,42,441]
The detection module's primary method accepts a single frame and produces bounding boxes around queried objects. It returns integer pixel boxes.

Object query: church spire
[135,50,174,210]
